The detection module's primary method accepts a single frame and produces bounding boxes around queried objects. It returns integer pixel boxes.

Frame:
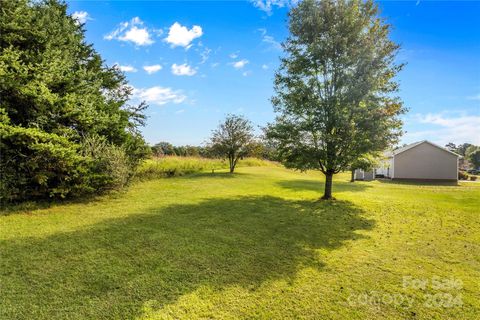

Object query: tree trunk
[350,169,355,182]
[229,155,235,173]
[231,156,239,173]
[322,171,334,200]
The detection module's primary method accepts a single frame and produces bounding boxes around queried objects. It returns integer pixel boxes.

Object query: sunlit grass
[1,165,479,319]
[136,156,275,179]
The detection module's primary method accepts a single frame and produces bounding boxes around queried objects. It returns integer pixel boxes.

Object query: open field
[136,156,275,179]
[1,165,479,319]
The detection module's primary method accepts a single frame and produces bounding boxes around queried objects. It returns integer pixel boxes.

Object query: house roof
[391,140,462,158]
[392,141,424,155]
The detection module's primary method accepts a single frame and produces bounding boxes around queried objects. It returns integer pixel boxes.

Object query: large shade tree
[266,0,406,199]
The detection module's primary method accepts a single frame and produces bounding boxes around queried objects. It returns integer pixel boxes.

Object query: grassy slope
[0,166,479,319]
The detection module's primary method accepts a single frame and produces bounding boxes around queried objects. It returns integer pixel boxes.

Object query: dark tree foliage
[446,143,473,157]
[152,142,176,157]
[209,115,255,173]
[266,0,406,199]
[0,0,149,202]
[466,145,480,169]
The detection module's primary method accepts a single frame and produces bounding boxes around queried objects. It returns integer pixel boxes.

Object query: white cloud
[72,11,90,24]
[165,22,203,48]
[262,64,269,70]
[143,64,162,74]
[250,0,296,15]
[171,63,197,76]
[232,59,249,69]
[258,28,281,50]
[132,86,186,106]
[405,112,480,145]
[114,64,137,72]
[229,53,239,59]
[121,27,153,46]
[200,47,211,64]
[105,17,153,46]
[262,35,281,50]
[467,94,480,101]
[242,71,252,77]
[211,62,220,68]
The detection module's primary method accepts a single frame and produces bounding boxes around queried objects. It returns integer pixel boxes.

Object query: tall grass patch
[136,156,274,179]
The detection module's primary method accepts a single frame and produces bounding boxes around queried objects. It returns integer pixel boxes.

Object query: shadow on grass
[277,179,372,193]
[0,196,374,319]
[0,188,132,216]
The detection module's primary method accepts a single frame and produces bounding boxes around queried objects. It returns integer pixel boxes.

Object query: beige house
[375,140,460,181]
[355,140,460,181]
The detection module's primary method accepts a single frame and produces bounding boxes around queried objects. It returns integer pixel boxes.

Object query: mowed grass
[1,165,479,319]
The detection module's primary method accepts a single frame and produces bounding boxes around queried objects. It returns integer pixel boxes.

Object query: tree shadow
[0,196,374,319]
[0,189,129,216]
[277,179,372,193]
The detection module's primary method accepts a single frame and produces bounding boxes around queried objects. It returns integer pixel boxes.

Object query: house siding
[393,142,458,180]
[354,169,374,181]
[376,157,394,178]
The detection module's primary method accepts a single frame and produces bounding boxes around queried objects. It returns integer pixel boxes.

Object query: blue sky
[67,0,480,146]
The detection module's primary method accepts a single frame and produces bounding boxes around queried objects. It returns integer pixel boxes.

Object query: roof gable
[393,140,461,157]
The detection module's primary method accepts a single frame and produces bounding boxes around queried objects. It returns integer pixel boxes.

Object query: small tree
[445,143,457,153]
[266,0,405,199]
[457,143,473,157]
[151,142,175,157]
[209,115,255,173]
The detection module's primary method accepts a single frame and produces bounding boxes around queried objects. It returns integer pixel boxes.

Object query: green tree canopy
[266,0,406,199]
[209,114,255,173]
[0,0,148,202]
[466,145,480,169]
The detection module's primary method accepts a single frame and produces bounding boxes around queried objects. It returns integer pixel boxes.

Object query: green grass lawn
[1,165,479,319]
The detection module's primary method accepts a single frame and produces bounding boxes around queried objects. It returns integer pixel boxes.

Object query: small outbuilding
[375,140,460,181]
[354,169,375,181]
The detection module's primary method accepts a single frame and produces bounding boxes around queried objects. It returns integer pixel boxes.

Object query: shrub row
[0,124,134,203]
[458,171,478,181]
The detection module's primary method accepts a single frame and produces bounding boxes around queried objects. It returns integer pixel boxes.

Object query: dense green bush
[0,126,142,202]
[0,123,87,201]
[0,0,149,203]
[81,135,131,191]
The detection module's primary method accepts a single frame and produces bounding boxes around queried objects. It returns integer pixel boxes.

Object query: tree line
[151,115,279,168]
[2,0,407,203]
[446,143,480,170]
